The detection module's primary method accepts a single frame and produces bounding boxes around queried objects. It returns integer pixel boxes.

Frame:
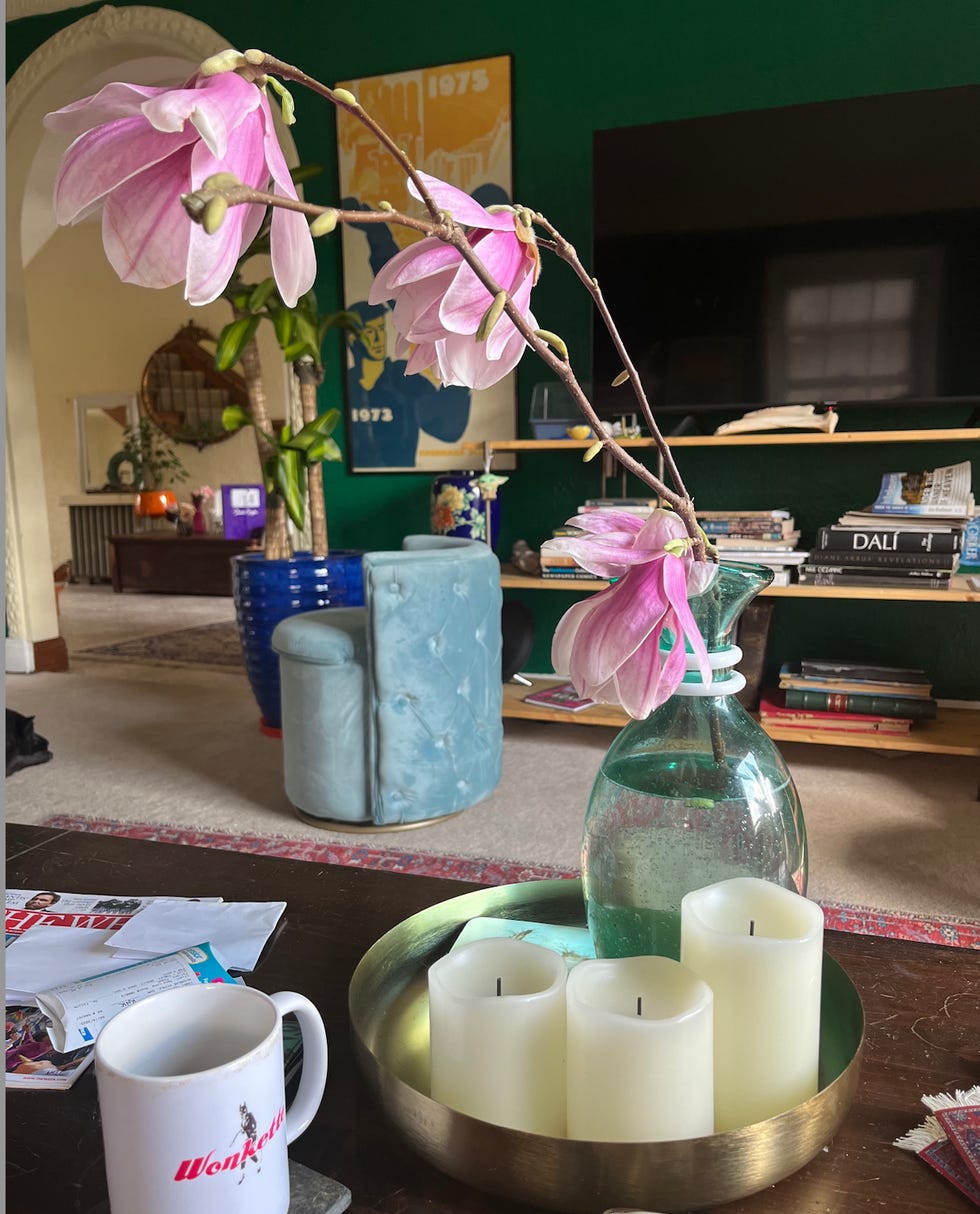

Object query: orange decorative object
[133,490,176,518]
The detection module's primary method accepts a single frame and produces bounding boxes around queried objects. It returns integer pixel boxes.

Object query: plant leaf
[215,316,261,371]
[247,277,277,313]
[274,449,305,528]
[221,405,252,432]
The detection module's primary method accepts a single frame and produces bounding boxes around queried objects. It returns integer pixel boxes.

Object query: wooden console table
[108,532,255,595]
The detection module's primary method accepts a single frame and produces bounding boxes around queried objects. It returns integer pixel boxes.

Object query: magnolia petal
[636,509,691,548]
[52,117,198,224]
[435,309,534,389]
[662,556,712,685]
[569,570,671,685]
[44,82,172,135]
[369,238,461,301]
[184,128,266,306]
[438,230,526,334]
[402,339,439,375]
[99,150,193,287]
[566,510,647,536]
[253,92,316,307]
[141,72,260,157]
[409,171,514,231]
[612,623,688,718]
[484,271,534,360]
[394,272,457,342]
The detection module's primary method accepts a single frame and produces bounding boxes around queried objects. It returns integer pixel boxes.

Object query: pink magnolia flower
[544,509,717,719]
[44,70,316,307]
[369,172,539,390]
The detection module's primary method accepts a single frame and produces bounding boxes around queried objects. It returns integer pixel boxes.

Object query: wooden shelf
[500,567,980,603]
[503,680,980,756]
[474,428,979,453]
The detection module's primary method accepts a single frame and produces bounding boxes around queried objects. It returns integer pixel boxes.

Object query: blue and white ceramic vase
[232,550,365,732]
[431,473,501,551]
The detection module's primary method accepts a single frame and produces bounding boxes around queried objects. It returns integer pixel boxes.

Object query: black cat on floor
[6,709,53,777]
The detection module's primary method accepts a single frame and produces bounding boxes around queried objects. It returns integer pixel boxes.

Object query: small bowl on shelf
[349,878,864,1214]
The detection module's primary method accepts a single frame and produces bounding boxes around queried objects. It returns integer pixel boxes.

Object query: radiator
[69,503,140,581]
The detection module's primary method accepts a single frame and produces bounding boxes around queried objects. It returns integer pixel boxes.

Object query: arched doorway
[6,5,299,672]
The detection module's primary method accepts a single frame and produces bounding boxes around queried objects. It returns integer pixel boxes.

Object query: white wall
[25,222,290,568]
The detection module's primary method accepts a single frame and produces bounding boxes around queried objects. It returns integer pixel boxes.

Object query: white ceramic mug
[94,983,328,1214]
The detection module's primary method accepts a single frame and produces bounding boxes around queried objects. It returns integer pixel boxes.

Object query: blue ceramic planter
[431,473,501,551]
[232,550,365,731]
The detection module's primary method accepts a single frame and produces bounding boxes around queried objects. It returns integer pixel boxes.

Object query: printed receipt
[35,942,234,1052]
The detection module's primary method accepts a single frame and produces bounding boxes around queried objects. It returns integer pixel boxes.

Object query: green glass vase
[582,561,807,961]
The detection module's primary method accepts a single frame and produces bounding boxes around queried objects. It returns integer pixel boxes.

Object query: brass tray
[349,879,864,1213]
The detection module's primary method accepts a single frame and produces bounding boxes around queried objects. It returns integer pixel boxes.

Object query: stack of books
[799,461,973,590]
[759,659,937,736]
[695,509,806,586]
[540,521,594,581]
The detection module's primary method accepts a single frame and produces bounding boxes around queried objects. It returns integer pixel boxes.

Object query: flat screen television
[590,85,980,430]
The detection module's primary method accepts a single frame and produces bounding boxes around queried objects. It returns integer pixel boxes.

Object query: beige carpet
[6,584,979,924]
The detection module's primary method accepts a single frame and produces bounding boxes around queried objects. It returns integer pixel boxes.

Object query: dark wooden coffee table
[6,824,978,1214]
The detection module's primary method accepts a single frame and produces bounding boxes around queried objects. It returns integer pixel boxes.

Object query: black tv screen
[591,85,980,429]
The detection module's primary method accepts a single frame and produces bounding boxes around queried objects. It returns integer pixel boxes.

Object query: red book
[758,690,913,733]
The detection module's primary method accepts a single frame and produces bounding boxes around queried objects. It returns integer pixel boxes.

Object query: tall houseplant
[214,274,366,729]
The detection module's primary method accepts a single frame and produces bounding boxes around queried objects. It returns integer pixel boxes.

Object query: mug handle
[270,991,329,1144]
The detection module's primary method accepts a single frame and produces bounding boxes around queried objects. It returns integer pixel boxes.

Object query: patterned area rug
[74,621,243,670]
[42,815,979,950]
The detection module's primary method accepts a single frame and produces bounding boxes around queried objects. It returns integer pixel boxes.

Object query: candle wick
[749,919,756,936]
[496,976,502,997]
[636,996,642,1017]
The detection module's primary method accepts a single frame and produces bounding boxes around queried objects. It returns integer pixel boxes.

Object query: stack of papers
[5,889,287,1090]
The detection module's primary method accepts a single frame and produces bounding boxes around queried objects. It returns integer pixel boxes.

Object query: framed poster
[337,55,517,473]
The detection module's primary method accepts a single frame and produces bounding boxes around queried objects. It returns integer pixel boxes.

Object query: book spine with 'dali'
[783,688,937,718]
[815,526,962,554]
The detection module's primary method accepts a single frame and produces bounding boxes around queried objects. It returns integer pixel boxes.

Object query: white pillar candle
[680,877,824,1132]
[427,937,567,1135]
[565,955,714,1142]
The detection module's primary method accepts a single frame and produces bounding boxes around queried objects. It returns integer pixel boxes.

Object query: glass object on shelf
[581,561,807,962]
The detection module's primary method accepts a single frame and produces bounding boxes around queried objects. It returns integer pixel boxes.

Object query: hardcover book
[782,687,937,719]
[799,660,930,683]
[758,691,912,733]
[798,568,951,590]
[804,548,957,571]
[777,664,933,699]
[815,525,962,554]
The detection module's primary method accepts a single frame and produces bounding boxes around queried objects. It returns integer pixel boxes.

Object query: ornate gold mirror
[141,322,250,449]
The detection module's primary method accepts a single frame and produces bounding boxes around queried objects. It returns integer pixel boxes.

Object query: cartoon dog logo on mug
[172,1102,285,1184]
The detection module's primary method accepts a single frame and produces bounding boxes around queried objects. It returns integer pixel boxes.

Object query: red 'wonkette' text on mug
[173,1106,285,1182]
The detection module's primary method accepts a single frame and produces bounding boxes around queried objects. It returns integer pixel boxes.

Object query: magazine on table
[522,682,596,711]
[5,889,221,942]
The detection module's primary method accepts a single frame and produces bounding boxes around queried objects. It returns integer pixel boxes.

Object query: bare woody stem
[233,305,292,560]
[294,357,327,557]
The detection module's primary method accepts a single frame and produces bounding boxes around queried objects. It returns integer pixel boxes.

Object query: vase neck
[689,561,773,651]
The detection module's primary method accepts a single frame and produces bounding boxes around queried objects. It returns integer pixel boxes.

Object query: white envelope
[104,900,287,972]
[5,925,141,1004]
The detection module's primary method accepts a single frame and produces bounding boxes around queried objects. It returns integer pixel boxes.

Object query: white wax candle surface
[680,877,824,1131]
[427,937,567,1135]
[565,955,714,1142]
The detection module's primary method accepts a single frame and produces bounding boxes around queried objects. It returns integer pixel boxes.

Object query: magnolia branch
[192,50,708,558]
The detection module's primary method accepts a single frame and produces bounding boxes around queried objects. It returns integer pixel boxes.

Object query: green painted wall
[10,1,979,696]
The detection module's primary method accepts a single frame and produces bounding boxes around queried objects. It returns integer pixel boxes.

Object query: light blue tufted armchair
[271,536,503,828]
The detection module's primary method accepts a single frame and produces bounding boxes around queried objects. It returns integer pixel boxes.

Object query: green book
[783,688,937,719]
